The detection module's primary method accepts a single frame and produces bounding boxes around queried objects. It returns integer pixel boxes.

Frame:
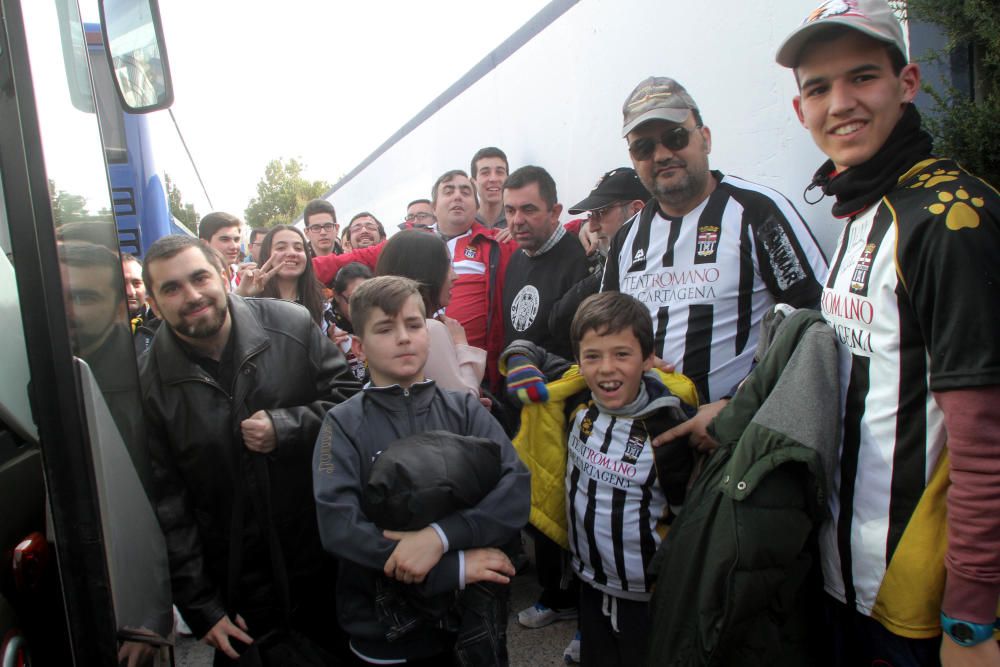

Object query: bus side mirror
[98,0,173,113]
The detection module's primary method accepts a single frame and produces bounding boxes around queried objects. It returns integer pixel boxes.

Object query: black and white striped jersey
[818,158,1000,628]
[601,172,827,401]
[565,403,668,601]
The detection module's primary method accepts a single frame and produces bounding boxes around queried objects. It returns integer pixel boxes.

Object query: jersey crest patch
[621,433,646,465]
[510,285,540,332]
[696,225,719,257]
[850,242,876,293]
[464,246,478,259]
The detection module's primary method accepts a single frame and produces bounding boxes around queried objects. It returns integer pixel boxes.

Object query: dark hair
[258,225,326,326]
[503,165,558,209]
[56,220,117,247]
[470,146,509,178]
[431,169,479,207]
[198,211,241,241]
[120,252,142,268]
[142,235,222,292]
[375,230,451,314]
[248,227,268,246]
[59,241,122,303]
[793,25,907,85]
[348,211,387,241]
[406,198,432,209]
[333,262,373,294]
[303,198,337,226]
[570,292,654,360]
[350,275,425,337]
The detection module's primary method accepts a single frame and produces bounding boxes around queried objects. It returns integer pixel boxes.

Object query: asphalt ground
[174,535,577,666]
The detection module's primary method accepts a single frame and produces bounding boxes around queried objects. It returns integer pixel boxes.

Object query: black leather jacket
[139,295,360,637]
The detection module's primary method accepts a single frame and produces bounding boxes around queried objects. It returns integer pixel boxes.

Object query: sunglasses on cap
[628,125,700,161]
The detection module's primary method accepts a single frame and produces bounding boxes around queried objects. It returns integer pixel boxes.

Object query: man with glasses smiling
[602,77,827,447]
[346,212,387,249]
[303,198,342,257]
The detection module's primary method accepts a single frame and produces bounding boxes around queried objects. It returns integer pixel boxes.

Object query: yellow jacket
[512,367,698,548]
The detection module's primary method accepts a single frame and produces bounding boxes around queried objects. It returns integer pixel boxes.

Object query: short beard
[652,165,709,211]
[176,300,227,339]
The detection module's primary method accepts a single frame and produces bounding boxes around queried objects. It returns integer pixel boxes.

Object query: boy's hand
[383,527,445,584]
[464,548,515,585]
[506,354,549,404]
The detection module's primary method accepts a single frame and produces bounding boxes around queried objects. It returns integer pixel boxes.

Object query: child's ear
[642,354,655,372]
[352,335,365,362]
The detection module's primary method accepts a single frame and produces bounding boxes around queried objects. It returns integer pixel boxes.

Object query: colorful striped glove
[506,354,549,404]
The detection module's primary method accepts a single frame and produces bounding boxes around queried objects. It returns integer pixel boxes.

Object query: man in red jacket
[432,169,516,394]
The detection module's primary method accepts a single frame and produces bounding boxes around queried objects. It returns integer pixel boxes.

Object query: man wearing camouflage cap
[778,1,1000,665]
[602,76,828,445]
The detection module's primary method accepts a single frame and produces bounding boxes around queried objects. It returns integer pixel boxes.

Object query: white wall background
[325,0,850,255]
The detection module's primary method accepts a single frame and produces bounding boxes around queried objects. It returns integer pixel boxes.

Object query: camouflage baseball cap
[621,77,699,137]
[776,0,907,68]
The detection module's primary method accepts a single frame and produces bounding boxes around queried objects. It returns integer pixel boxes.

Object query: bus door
[0,0,173,662]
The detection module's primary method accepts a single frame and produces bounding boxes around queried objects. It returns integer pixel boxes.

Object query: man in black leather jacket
[138,235,360,661]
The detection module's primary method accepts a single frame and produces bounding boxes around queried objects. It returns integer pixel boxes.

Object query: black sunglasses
[628,126,699,161]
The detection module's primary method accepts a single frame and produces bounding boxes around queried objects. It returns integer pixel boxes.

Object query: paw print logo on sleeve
[912,169,987,231]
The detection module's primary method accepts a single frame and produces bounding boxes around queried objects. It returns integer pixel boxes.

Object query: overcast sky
[138,0,548,219]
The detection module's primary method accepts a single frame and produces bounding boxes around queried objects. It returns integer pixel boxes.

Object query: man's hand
[579,225,598,256]
[241,410,276,454]
[117,641,156,667]
[941,635,1000,667]
[464,548,515,585]
[202,614,252,660]
[383,526,445,584]
[494,228,513,244]
[652,399,729,452]
[651,356,675,373]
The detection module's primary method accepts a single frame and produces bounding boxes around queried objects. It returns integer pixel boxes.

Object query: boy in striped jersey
[778,1,1000,665]
[502,291,697,666]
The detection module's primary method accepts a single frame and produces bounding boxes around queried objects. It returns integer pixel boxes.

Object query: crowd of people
[63,1,999,665]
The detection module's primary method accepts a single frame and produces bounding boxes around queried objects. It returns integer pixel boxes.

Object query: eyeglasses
[404,212,435,223]
[306,223,337,233]
[588,203,629,223]
[628,125,700,161]
[350,222,380,233]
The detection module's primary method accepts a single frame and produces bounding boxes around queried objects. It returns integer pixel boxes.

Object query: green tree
[908,0,1000,186]
[48,178,92,225]
[244,158,330,228]
[164,172,199,229]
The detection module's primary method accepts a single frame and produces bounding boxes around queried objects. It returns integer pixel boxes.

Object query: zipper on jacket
[403,387,417,433]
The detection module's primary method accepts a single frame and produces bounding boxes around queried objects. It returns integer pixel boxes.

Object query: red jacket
[443,223,515,394]
[312,241,385,286]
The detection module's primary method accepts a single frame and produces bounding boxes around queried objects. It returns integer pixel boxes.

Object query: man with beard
[345,212,387,249]
[138,235,360,661]
[603,76,828,445]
